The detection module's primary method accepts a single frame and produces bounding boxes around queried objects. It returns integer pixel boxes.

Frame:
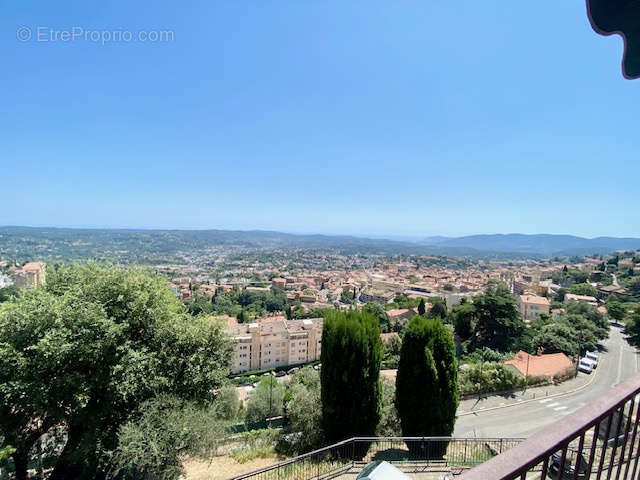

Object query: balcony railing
[459,372,640,480]
[230,437,523,480]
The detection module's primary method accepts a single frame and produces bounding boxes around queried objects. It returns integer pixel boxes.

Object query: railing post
[351,438,355,465]
[464,438,468,464]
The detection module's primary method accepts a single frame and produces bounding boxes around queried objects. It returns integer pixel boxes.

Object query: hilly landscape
[418,234,640,256]
[0,227,639,263]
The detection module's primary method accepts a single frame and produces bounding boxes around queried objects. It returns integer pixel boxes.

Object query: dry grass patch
[182,454,281,480]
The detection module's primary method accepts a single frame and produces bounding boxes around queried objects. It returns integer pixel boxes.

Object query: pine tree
[396,316,458,458]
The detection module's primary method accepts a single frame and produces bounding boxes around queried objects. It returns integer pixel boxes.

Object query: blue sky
[1,1,639,238]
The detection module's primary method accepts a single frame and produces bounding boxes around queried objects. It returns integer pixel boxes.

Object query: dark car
[549,452,587,479]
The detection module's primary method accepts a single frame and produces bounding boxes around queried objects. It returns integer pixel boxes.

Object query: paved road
[454,325,639,438]
[612,273,620,287]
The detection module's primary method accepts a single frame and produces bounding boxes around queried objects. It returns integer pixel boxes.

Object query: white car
[578,358,594,374]
[585,351,599,368]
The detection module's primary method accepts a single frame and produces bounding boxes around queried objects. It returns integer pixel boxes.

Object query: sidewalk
[458,371,593,416]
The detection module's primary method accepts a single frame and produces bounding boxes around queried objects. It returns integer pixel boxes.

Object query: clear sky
[2,1,639,238]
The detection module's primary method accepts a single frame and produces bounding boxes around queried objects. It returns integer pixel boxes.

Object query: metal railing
[459,372,640,480]
[230,437,523,480]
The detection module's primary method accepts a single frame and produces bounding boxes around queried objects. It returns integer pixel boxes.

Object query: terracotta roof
[505,351,573,377]
[519,294,550,306]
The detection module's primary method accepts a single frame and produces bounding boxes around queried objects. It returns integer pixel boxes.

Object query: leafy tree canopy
[0,263,234,480]
[569,283,598,297]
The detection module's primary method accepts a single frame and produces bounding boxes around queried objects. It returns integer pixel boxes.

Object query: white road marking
[553,406,568,411]
[617,342,624,385]
[539,399,554,403]
[547,402,560,408]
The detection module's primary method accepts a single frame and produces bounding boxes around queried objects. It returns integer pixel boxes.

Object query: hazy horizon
[2,224,640,241]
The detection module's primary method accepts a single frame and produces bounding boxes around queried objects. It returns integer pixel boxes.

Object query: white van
[578,358,594,374]
[585,351,599,368]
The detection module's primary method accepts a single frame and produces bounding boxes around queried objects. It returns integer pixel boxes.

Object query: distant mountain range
[415,233,640,256]
[0,227,638,262]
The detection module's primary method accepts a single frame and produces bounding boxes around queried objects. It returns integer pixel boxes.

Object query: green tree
[396,316,458,456]
[569,283,598,297]
[555,288,567,302]
[363,302,391,332]
[471,282,526,352]
[0,285,20,303]
[284,368,322,453]
[565,301,609,334]
[449,300,475,341]
[417,298,426,316]
[624,312,640,348]
[214,386,241,421]
[0,264,234,480]
[607,301,626,322]
[108,395,228,480]
[245,377,284,424]
[320,310,382,445]
[381,334,402,369]
[265,290,287,312]
[0,445,15,462]
[187,296,213,315]
[533,322,579,357]
[377,380,401,437]
[428,297,447,319]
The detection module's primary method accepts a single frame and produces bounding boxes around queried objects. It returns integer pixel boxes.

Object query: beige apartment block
[517,293,550,322]
[229,318,323,373]
[13,262,46,287]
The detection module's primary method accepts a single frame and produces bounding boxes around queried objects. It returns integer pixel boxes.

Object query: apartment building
[12,262,46,287]
[517,293,551,321]
[359,288,395,304]
[229,317,323,373]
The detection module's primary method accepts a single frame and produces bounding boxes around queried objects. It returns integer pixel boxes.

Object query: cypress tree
[396,316,458,458]
[417,298,426,316]
[428,297,447,319]
[321,310,382,448]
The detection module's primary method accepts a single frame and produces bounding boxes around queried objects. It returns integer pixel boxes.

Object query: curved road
[454,325,638,438]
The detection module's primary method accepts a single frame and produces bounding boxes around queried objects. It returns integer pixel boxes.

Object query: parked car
[585,351,599,368]
[578,358,594,374]
[549,451,587,479]
[275,370,286,377]
[287,367,300,375]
